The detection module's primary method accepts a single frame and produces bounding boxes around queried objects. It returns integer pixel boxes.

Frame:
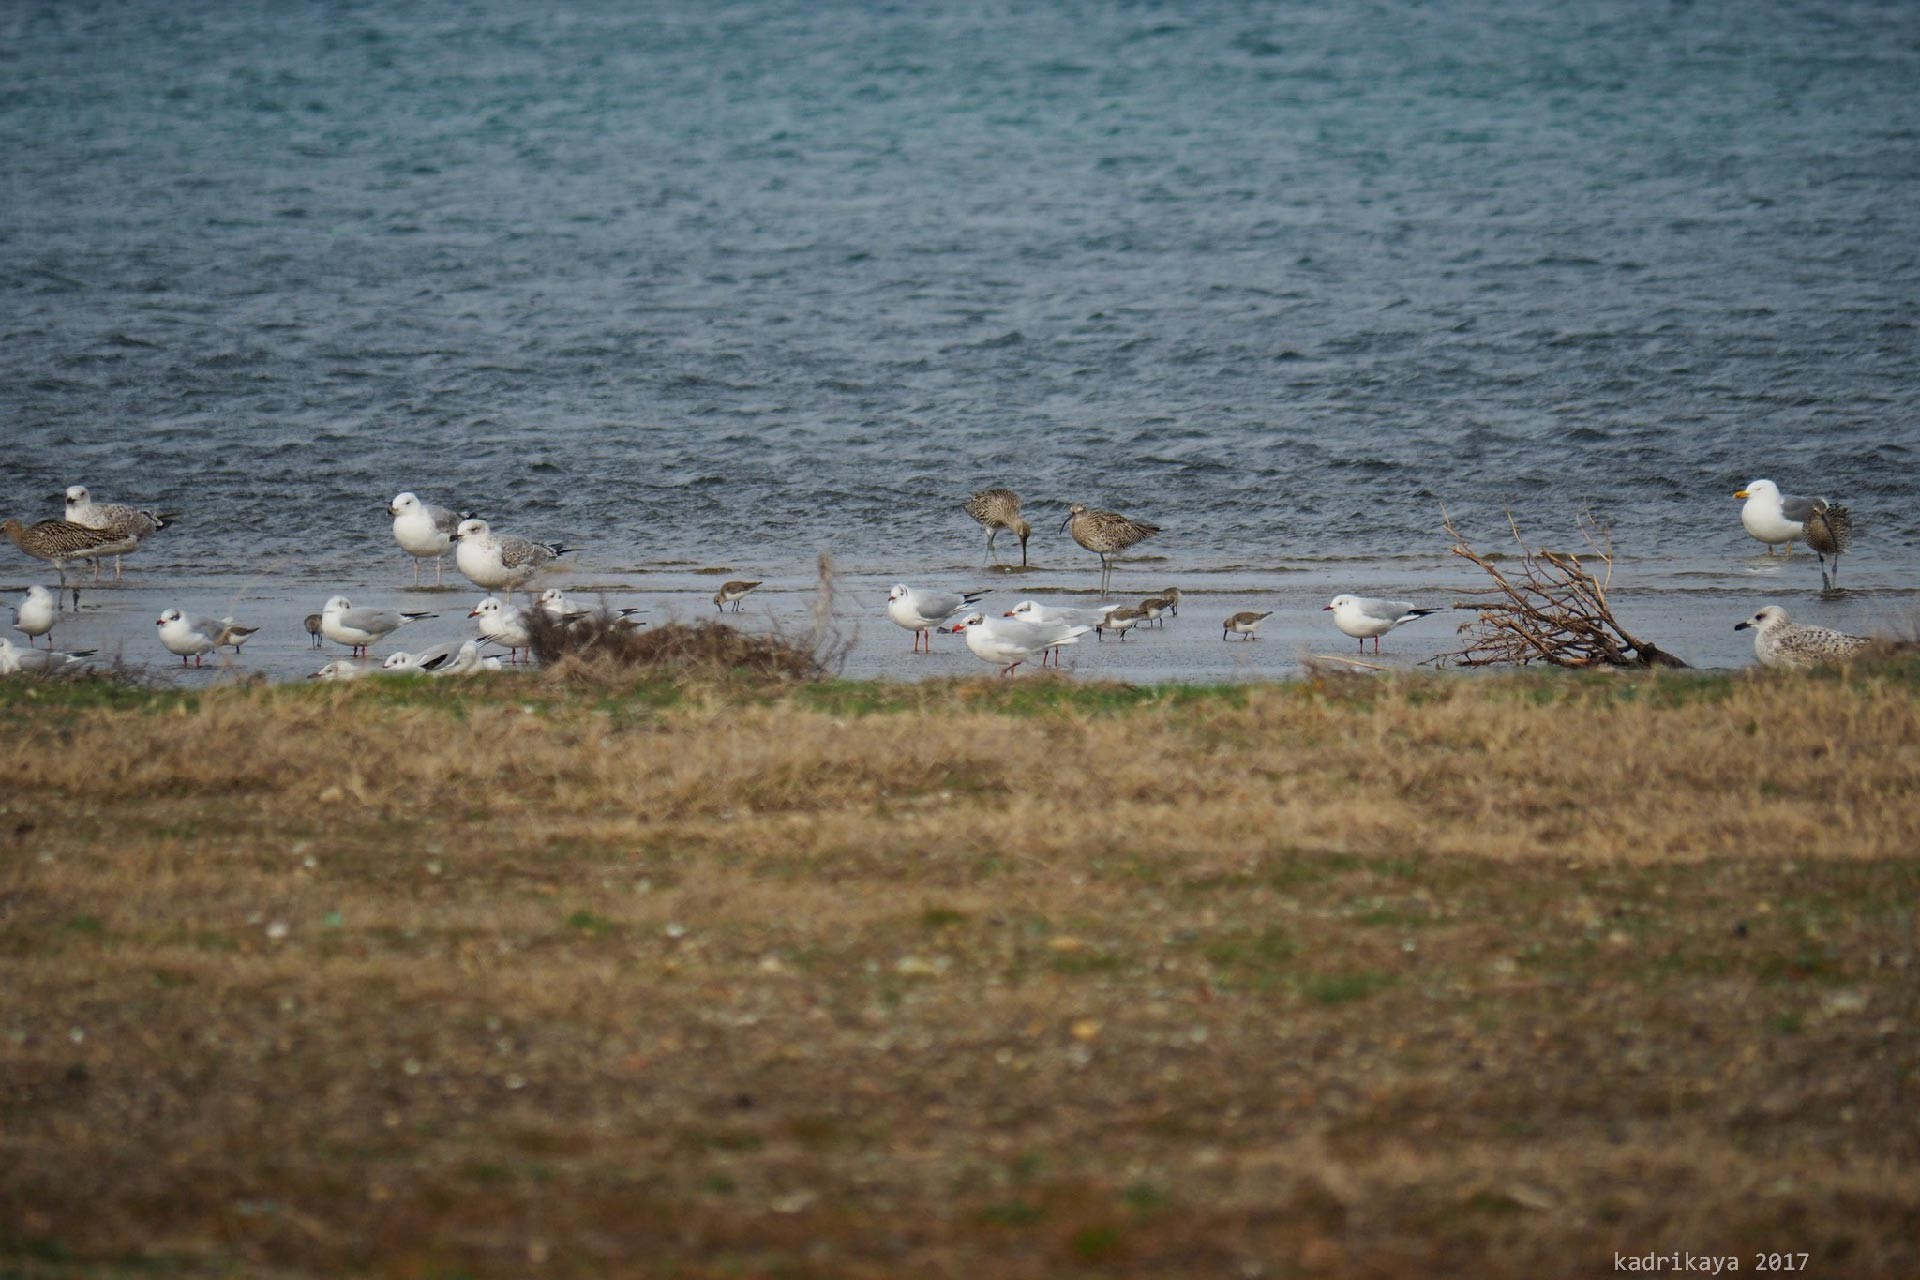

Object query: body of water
[5,0,1917,680]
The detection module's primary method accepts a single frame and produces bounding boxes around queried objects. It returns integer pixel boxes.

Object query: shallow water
[4,0,1916,682]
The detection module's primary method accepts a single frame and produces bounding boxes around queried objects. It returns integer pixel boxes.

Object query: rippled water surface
[4,0,1918,679]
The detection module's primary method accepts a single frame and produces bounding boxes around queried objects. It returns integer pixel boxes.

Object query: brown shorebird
[1223,611,1272,641]
[304,614,324,647]
[1803,499,1852,591]
[963,489,1032,567]
[1158,586,1182,617]
[1137,596,1172,627]
[1060,503,1160,595]
[1101,605,1147,640]
[713,580,762,612]
[3,518,136,610]
[63,485,171,580]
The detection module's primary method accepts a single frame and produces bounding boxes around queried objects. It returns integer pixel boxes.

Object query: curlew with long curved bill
[1060,503,1160,596]
[1803,500,1852,592]
[964,489,1032,566]
[3,518,136,611]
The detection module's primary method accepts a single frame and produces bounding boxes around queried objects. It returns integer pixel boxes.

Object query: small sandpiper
[713,580,762,612]
[1223,611,1272,641]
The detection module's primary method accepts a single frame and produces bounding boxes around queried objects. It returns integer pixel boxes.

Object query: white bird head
[1734,479,1779,501]
[951,611,987,631]
[156,608,184,626]
[469,596,503,620]
[888,584,910,601]
[65,485,90,504]
[1325,595,1353,612]
[24,585,51,605]
[388,492,418,516]
[322,594,353,614]
[1735,605,1790,633]
[1007,600,1039,618]
[452,518,489,542]
[381,652,418,670]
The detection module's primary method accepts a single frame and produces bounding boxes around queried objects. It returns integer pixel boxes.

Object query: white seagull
[537,588,645,626]
[469,595,534,663]
[388,492,472,584]
[451,518,572,598]
[1734,479,1819,557]
[949,611,1092,676]
[887,584,989,653]
[1324,595,1442,654]
[432,639,504,676]
[0,636,96,675]
[320,595,436,657]
[12,586,56,649]
[382,640,474,674]
[157,608,256,667]
[1004,599,1120,628]
[309,660,368,682]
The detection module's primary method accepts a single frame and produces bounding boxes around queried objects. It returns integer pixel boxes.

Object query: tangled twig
[1435,510,1687,669]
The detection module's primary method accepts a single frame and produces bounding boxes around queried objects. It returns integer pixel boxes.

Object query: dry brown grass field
[2,666,1917,1278]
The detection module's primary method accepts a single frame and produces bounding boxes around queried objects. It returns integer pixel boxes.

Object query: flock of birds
[0,475,1885,678]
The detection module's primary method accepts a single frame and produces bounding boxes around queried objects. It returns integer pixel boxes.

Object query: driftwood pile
[1439,512,1688,670]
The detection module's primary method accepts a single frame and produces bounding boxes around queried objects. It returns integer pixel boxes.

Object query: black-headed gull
[949,611,1091,676]
[0,636,95,675]
[887,583,989,653]
[157,608,256,667]
[470,596,534,663]
[13,586,56,648]
[320,595,436,657]
[1324,595,1441,654]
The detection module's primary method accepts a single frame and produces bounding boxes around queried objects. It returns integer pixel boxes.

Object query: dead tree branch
[1436,511,1687,670]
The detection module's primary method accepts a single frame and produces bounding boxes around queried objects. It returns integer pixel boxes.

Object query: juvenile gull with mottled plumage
[1734,606,1874,670]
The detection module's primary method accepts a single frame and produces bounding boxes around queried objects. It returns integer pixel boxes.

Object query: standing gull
[1803,500,1852,591]
[963,489,1032,567]
[712,580,762,612]
[1324,595,1441,654]
[949,612,1091,676]
[1060,503,1160,596]
[470,596,535,663]
[320,595,436,657]
[13,587,57,649]
[63,485,170,581]
[157,608,256,667]
[1734,479,1817,557]
[887,584,988,653]
[3,518,137,610]
[451,519,572,598]
[388,492,472,585]
[1734,606,1873,670]
[1223,611,1272,641]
